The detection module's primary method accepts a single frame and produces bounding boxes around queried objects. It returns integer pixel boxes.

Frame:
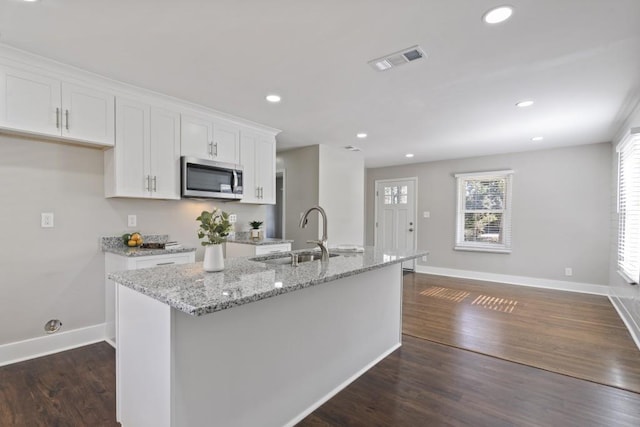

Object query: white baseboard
[284,342,401,427]
[609,295,640,351]
[0,323,107,367]
[415,265,609,296]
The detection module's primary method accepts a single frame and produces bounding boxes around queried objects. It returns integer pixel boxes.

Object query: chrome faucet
[299,205,329,262]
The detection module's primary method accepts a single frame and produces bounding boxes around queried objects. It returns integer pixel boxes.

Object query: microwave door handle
[233,170,238,192]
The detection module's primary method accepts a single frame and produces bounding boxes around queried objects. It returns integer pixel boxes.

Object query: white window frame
[454,170,513,254]
[616,128,640,284]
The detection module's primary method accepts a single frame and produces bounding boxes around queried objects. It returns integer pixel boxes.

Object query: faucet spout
[299,205,329,262]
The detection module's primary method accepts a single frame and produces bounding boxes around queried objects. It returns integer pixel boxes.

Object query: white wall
[366,143,612,287]
[318,145,364,246]
[0,133,265,346]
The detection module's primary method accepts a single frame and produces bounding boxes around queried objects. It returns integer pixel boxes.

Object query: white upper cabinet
[105,97,180,199]
[240,131,276,204]
[181,113,239,164]
[150,107,181,199]
[0,65,114,146]
[61,82,115,145]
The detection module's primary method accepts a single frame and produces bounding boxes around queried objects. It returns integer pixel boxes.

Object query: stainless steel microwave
[181,156,243,200]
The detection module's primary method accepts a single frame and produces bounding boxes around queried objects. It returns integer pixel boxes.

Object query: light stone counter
[108,246,426,316]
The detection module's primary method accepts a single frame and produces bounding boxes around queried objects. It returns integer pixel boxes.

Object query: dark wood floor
[0,342,117,426]
[402,273,640,393]
[2,273,640,426]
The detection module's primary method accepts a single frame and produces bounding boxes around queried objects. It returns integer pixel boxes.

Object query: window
[617,129,640,283]
[383,185,408,205]
[455,170,513,253]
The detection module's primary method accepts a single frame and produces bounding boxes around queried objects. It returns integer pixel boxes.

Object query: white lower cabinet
[104,97,181,199]
[104,251,195,347]
[226,242,291,258]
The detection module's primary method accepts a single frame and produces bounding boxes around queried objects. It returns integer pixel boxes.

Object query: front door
[375,179,417,270]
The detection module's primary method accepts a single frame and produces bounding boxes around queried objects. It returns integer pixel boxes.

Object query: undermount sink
[251,251,339,266]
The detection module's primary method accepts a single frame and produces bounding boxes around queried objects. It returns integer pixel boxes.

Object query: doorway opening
[266,170,286,238]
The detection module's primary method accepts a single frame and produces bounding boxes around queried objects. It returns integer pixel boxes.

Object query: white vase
[203,244,224,272]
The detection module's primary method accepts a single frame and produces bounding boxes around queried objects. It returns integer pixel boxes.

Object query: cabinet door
[61,82,115,146]
[114,97,151,197]
[256,137,276,204]
[181,113,213,159]
[239,132,258,203]
[0,66,61,136]
[212,120,239,163]
[150,107,181,200]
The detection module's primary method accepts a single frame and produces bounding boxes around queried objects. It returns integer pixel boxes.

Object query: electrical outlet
[41,212,54,228]
[128,214,137,227]
[421,255,428,262]
[564,267,573,277]
[228,214,237,223]
[423,211,430,218]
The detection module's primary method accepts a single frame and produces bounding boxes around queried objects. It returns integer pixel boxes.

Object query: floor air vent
[368,45,427,71]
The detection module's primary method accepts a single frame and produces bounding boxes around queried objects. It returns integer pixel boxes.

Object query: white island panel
[117,263,402,427]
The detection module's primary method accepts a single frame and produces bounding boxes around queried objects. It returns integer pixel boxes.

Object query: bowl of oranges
[122,232,143,247]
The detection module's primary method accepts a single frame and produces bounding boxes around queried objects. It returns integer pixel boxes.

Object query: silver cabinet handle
[208,141,213,157]
[260,187,264,199]
[156,262,175,266]
[152,176,157,192]
[256,186,260,198]
[65,110,69,130]
[214,142,218,156]
[145,175,150,191]
[56,108,60,129]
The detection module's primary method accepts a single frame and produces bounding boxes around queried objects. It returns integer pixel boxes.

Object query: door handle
[156,262,175,266]
[208,141,213,157]
[213,142,218,156]
[145,175,150,191]
[56,108,60,129]
[65,110,69,130]
[152,176,157,192]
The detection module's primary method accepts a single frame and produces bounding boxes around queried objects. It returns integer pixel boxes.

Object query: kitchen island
[109,247,426,427]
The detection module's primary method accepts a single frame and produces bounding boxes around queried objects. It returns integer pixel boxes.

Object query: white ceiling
[1,0,639,167]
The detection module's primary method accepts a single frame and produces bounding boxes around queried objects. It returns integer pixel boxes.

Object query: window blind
[617,128,640,283]
[454,170,513,253]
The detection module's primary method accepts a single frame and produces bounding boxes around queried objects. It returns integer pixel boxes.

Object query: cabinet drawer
[133,253,194,269]
[255,244,291,256]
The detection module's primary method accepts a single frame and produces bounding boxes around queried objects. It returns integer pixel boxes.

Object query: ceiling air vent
[368,45,427,72]
[344,145,361,152]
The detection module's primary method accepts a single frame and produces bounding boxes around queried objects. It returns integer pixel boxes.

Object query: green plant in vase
[197,208,232,272]
[249,221,263,240]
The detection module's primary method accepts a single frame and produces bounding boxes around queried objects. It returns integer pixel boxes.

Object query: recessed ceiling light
[516,100,534,108]
[356,133,367,139]
[483,6,513,24]
[23,0,40,2]
[405,153,414,158]
[265,94,281,103]
[531,136,544,142]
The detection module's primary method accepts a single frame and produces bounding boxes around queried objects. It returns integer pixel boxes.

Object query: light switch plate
[128,215,137,227]
[423,211,430,218]
[228,214,237,224]
[41,212,54,228]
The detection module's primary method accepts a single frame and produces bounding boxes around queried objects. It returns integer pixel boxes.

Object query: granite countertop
[226,237,294,246]
[108,246,427,316]
[226,231,293,246]
[101,235,196,257]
